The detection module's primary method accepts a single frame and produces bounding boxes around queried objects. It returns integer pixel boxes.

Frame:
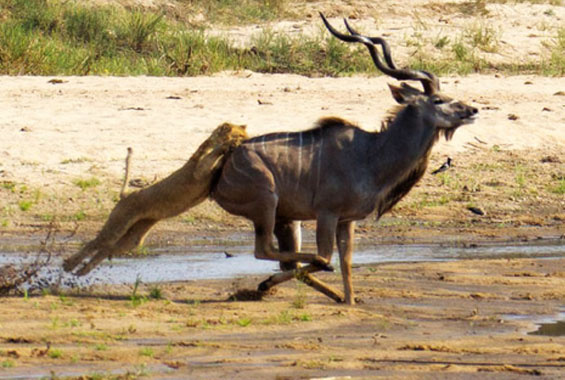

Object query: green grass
[550,178,565,194]
[409,22,565,76]
[95,343,108,351]
[547,27,565,75]
[1,360,15,368]
[236,317,252,327]
[187,0,289,25]
[149,286,163,300]
[291,282,307,309]
[0,0,375,76]
[73,210,86,221]
[130,275,147,307]
[61,157,92,164]
[1,182,16,192]
[48,348,63,359]
[139,347,154,357]
[465,23,500,53]
[18,200,32,211]
[1,0,560,77]
[74,177,101,190]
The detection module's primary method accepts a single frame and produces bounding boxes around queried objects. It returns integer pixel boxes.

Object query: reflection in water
[506,309,565,337]
[529,308,565,337]
[529,321,565,337]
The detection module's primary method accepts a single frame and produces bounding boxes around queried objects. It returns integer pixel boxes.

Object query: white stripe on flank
[261,135,267,155]
[295,132,303,191]
[285,132,290,163]
[316,132,324,190]
[229,151,250,180]
[305,133,314,183]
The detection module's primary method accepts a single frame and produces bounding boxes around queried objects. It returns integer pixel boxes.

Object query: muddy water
[531,320,565,336]
[0,241,563,288]
[506,308,565,337]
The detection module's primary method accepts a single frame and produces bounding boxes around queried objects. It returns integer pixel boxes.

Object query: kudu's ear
[388,83,422,104]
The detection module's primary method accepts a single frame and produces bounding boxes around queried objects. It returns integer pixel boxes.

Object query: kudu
[211,14,478,304]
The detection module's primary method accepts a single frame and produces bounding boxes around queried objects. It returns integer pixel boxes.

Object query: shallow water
[505,308,565,337]
[0,241,563,288]
[530,320,565,337]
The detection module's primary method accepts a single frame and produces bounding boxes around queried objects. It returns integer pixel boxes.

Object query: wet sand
[1,256,565,379]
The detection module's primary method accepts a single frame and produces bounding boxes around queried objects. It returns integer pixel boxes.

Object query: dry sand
[1,1,565,376]
[0,71,564,380]
[1,73,563,189]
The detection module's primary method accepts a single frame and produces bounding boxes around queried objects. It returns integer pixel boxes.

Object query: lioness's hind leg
[63,240,100,272]
[75,219,156,276]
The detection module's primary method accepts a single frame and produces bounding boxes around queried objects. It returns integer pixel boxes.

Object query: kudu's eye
[432,97,444,105]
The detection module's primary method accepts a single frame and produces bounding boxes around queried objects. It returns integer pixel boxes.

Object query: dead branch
[120,147,133,200]
[0,222,57,295]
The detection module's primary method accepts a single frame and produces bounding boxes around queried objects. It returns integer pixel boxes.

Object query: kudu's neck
[371,104,438,185]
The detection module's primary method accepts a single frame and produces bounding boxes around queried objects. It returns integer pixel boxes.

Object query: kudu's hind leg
[252,197,332,270]
[274,221,301,271]
[258,263,344,303]
[258,214,345,303]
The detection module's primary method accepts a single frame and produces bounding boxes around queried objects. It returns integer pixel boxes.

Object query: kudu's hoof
[313,258,334,272]
[279,261,298,271]
[257,279,270,292]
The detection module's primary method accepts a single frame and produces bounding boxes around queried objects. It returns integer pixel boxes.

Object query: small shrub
[434,35,450,50]
[73,210,86,221]
[465,23,500,52]
[130,275,147,306]
[1,182,16,192]
[189,0,288,24]
[236,317,252,327]
[291,283,306,309]
[18,200,32,211]
[548,28,565,75]
[119,10,163,52]
[1,360,15,368]
[277,310,292,324]
[48,349,63,359]
[74,177,100,190]
[12,0,59,33]
[550,178,565,194]
[514,164,527,189]
[149,286,163,300]
[63,5,110,45]
[95,343,108,351]
[61,157,91,164]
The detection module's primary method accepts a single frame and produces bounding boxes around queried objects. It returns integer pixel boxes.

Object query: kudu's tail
[63,122,248,276]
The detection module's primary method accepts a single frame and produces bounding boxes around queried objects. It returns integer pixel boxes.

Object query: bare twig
[0,222,57,295]
[120,147,133,200]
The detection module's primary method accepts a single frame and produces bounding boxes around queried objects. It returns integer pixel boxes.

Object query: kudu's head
[320,13,478,140]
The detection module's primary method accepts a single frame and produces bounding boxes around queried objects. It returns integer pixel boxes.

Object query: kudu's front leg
[337,221,356,305]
